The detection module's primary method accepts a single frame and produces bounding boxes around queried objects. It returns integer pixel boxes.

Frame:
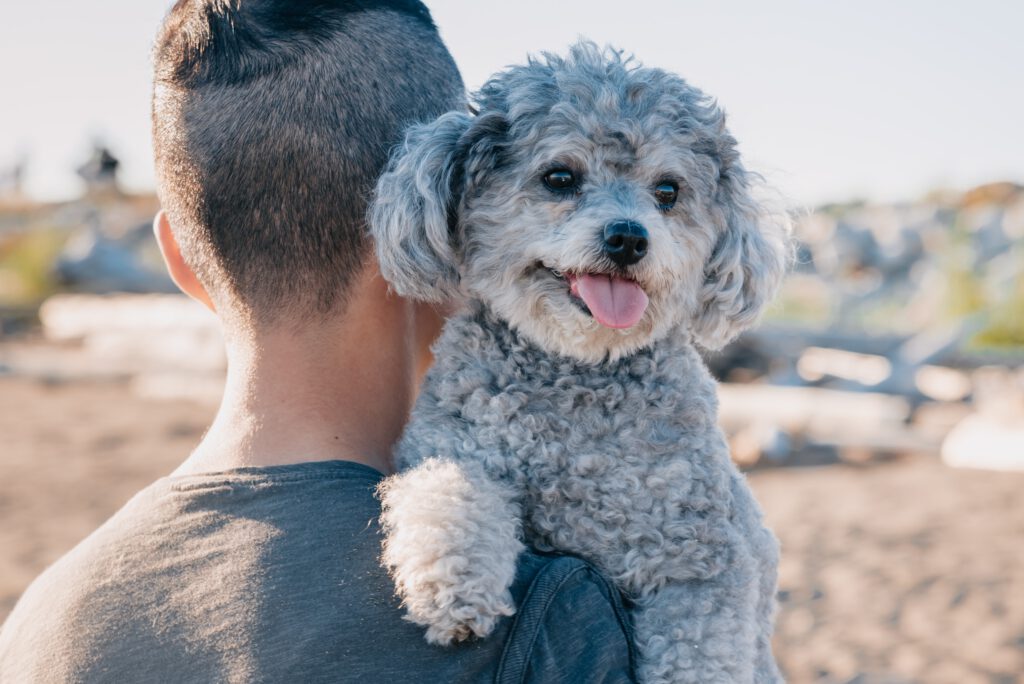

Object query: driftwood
[0,295,225,404]
[718,384,941,467]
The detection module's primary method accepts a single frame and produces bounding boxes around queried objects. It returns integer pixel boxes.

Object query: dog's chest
[399,313,735,533]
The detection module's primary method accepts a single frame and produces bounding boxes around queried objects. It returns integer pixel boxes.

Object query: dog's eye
[543,169,577,192]
[654,182,678,208]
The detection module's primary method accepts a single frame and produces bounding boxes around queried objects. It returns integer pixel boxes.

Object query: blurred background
[1,1,1022,682]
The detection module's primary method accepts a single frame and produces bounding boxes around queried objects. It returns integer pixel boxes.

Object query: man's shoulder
[0,481,168,682]
[502,552,637,682]
[0,463,636,682]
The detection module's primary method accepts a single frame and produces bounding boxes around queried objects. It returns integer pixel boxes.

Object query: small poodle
[370,42,789,683]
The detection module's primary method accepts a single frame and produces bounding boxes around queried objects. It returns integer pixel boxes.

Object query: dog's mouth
[543,265,649,329]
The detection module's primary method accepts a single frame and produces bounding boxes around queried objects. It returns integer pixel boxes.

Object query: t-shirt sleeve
[495,555,637,683]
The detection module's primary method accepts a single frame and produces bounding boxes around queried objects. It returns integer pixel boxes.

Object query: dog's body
[371,43,788,683]
[385,308,780,682]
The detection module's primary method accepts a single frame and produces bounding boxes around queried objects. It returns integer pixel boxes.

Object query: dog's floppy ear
[692,160,790,350]
[370,110,506,303]
[370,112,470,302]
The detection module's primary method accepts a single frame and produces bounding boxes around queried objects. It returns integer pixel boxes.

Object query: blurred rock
[719,384,911,435]
[55,223,176,294]
[0,295,226,402]
[39,294,224,374]
[913,365,971,402]
[942,413,1024,472]
[730,423,792,467]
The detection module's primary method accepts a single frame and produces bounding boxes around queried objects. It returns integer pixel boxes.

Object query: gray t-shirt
[0,461,636,683]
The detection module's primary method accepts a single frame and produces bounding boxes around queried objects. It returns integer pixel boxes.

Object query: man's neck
[173,271,436,478]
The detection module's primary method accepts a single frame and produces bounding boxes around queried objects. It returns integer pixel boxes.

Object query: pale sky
[1,0,1021,206]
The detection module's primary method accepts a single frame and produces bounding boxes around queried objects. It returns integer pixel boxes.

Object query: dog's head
[371,42,789,362]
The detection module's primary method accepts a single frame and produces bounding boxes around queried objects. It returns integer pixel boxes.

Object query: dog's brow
[536,154,587,176]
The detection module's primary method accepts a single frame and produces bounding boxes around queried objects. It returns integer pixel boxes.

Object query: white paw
[412,581,516,645]
[378,458,524,644]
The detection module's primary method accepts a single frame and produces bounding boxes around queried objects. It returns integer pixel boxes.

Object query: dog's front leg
[632,542,761,684]
[378,457,524,645]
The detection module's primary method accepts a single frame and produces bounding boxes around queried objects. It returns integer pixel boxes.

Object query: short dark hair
[152,0,464,321]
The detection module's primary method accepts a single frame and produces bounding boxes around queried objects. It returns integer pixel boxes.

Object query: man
[0,1,636,681]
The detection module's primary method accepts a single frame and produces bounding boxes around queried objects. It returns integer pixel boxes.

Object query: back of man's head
[152,0,463,324]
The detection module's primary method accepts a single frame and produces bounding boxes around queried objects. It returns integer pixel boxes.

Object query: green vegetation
[0,228,69,306]
[763,275,833,325]
[970,270,1024,349]
[768,198,1022,352]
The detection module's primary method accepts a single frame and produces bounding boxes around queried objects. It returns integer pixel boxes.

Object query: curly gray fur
[372,42,787,683]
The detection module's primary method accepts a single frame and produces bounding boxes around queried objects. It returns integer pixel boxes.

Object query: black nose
[603,220,649,267]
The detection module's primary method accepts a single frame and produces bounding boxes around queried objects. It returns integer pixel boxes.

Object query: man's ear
[153,211,215,312]
[369,110,505,303]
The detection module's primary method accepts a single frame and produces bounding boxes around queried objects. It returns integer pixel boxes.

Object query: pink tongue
[570,274,649,329]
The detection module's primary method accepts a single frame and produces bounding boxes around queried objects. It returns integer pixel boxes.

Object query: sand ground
[0,376,1021,683]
